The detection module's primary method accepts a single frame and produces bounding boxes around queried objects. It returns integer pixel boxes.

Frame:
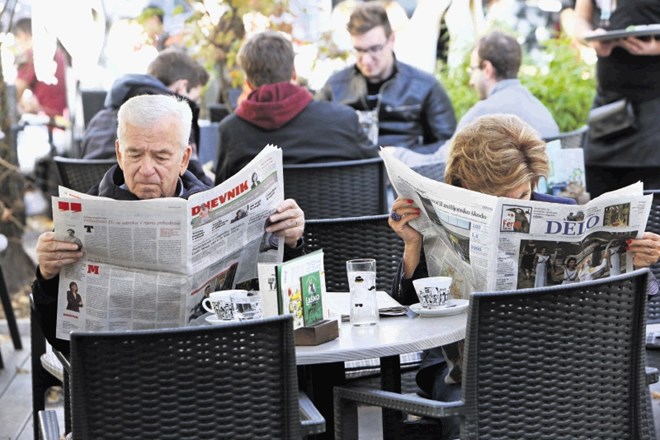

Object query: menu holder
[294,319,339,346]
[583,24,660,42]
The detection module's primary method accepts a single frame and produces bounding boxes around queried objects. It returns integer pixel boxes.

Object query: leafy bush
[437,36,596,133]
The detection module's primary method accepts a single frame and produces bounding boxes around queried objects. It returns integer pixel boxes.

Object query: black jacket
[31,165,209,356]
[214,94,378,184]
[316,59,456,154]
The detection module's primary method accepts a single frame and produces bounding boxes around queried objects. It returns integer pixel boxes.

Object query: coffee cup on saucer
[412,277,452,309]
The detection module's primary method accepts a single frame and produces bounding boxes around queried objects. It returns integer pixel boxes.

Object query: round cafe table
[194,309,467,439]
[295,311,466,364]
[296,311,467,439]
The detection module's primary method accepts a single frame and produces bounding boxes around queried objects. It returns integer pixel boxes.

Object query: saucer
[205,315,233,324]
[410,299,469,317]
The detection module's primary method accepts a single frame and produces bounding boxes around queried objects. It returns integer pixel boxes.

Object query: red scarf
[236,82,313,130]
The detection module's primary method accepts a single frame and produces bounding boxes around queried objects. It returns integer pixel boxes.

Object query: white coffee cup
[203,290,239,320]
[230,291,263,321]
[412,277,452,309]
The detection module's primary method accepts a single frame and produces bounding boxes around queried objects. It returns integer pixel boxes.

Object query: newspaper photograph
[380,150,652,299]
[54,145,285,340]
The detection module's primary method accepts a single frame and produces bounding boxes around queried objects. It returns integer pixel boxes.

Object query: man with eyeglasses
[316,2,456,155]
[389,30,559,167]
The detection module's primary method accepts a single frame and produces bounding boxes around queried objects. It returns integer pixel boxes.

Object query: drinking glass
[346,258,378,326]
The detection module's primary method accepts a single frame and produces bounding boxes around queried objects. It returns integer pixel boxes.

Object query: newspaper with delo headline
[53,145,284,340]
[380,149,652,300]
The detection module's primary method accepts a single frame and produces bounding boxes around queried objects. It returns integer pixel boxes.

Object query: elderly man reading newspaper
[32,94,306,357]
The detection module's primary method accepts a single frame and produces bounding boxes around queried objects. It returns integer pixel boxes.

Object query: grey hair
[117,94,192,151]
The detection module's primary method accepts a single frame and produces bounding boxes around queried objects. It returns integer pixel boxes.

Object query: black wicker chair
[80,88,107,129]
[410,161,445,182]
[0,265,21,369]
[53,156,116,193]
[543,125,589,149]
[38,315,324,439]
[644,189,660,324]
[30,296,70,440]
[283,157,388,219]
[303,214,404,293]
[335,269,658,440]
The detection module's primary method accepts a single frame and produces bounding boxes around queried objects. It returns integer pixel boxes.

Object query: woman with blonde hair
[387,113,660,439]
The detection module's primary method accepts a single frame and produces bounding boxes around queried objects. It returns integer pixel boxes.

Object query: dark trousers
[430,364,462,440]
[586,165,660,199]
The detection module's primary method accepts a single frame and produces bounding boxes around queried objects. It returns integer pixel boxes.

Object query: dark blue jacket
[31,165,209,356]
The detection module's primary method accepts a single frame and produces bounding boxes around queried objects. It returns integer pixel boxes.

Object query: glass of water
[346,258,378,326]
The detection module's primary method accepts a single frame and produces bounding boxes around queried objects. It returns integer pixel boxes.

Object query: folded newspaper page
[54,145,285,340]
[380,149,652,299]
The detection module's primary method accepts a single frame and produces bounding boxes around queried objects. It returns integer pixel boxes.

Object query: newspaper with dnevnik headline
[380,150,653,300]
[53,145,284,340]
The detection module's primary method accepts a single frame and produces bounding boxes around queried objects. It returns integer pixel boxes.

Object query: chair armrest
[646,366,659,385]
[54,349,70,372]
[334,386,465,419]
[299,390,326,437]
[40,351,64,382]
[38,409,61,440]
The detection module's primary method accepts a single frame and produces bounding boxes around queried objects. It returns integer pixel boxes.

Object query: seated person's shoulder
[81,108,120,159]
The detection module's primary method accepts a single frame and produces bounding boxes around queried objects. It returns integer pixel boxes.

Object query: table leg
[299,361,345,439]
[381,355,403,440]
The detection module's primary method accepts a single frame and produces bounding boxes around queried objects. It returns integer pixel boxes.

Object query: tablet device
[583,24,660,42]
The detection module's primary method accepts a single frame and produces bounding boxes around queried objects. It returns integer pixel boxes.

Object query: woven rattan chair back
[53,156,116,193]
[410,161,445,182]
[334,270,656,439]
[462,269,653,439]
[303,214,403,292]
[283,157,387,219]
[68,315,302,439]
[644,189,660,323]
[543,125,589,149]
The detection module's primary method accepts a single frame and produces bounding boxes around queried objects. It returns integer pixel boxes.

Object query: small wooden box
[294,319,339,346]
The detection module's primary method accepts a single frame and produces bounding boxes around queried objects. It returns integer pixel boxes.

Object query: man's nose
[138,157,156,174]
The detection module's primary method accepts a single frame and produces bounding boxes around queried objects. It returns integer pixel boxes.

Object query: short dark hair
[347,2,392,38]
[147,48,209,91]
[238,31,294,88]
[476,31,521,80]
[141,5,164,24]
[12,17,32,36]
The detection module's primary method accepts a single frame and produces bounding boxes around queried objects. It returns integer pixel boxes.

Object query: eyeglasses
[352,42,388,56]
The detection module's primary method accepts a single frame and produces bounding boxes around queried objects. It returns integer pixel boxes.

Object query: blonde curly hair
[444,114,550,197]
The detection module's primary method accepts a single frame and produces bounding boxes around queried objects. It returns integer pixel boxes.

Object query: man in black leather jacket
[316,2,456,154]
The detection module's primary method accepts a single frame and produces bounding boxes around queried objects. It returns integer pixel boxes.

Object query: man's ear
[482,60,496,80]
[169,79,188,96]
[115,140,123,169]
[180,145,192,176]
